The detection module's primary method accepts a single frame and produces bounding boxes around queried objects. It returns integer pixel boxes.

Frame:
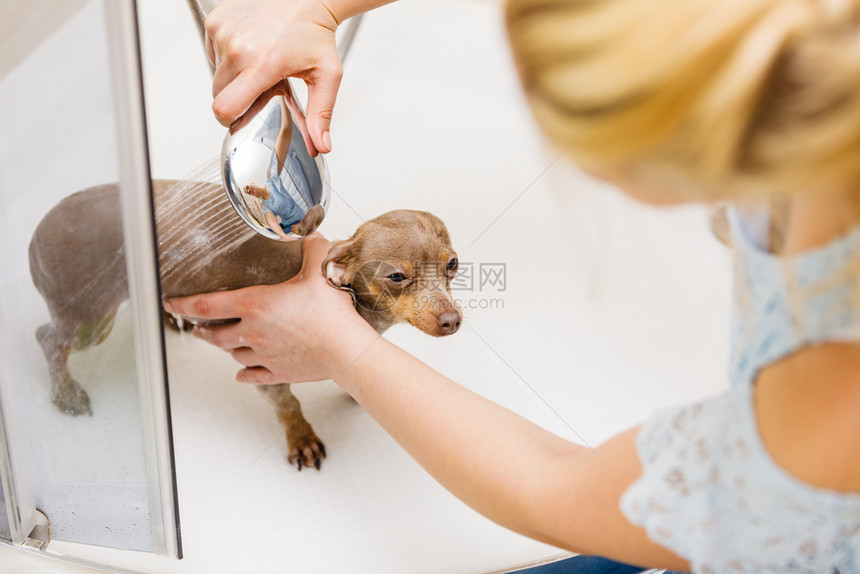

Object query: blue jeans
[513,555,685,574]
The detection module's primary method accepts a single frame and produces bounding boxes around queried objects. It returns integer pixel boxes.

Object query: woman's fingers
[304,57,343,153]
[212,65,279,128]
[228,83,287,134]
[193,326,281,383]
[165,288,248,322]
[237,366,278,385]
[192,323,245,351]
[205,30,217,67]
[165,236,329,337]
[162,228,368,385]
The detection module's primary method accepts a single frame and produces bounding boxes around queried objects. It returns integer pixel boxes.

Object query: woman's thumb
[300,233,332,279]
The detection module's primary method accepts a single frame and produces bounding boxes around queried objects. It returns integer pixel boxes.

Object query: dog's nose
[437,311,461,335]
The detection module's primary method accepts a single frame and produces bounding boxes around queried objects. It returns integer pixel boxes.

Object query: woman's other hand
[164,234,377,384]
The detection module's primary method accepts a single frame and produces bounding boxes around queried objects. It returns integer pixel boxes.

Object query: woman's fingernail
[163,300,174,313]
[322,130,331,151]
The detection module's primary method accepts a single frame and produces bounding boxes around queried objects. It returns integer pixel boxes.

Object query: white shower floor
[1,0,731,572]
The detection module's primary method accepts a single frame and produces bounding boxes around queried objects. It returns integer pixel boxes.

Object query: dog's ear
[322,239,356,289]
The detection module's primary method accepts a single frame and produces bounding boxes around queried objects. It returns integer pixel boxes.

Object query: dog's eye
[387,273,406,283]
[447,258,458,272]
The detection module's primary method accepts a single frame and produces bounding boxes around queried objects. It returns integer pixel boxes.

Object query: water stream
[155,157,258,286]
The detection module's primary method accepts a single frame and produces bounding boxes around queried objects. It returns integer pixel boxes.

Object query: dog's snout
[437,310,461,335]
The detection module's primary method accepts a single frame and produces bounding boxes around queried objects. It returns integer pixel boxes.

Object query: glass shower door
[0,0,180,559]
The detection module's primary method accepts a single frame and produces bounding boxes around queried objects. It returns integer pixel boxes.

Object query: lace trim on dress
[620,204,860,573]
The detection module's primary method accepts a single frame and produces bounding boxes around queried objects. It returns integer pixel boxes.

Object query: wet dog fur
[29,180,461,470]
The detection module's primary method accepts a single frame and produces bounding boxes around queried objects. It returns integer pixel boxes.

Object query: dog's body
[30,180,460,470]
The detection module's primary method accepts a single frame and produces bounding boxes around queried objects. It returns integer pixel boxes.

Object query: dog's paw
[287,432,326,471]
[53,385,92,416]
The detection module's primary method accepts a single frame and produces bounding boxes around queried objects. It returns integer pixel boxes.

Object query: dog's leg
[257,383,326,470]
[36,323,92,416]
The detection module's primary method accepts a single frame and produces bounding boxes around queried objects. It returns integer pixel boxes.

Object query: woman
[168,0,860,570]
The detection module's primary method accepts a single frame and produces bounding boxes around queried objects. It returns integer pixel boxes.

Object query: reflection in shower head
[221,84,330,241]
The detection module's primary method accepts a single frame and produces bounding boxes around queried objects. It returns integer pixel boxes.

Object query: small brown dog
[29,180,461,470]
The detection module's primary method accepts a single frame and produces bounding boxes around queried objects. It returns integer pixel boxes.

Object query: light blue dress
[620,204,860,573]
[252,102,322,231]
[264,149,312,230]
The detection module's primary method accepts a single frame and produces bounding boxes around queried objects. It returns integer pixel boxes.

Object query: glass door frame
[0,0,181,560]
[105,0,181,559]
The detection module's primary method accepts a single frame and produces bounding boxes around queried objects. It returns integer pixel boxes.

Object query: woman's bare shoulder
[756,342,860,494]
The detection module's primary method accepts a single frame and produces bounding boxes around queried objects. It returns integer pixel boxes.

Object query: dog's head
[323,210,462,337]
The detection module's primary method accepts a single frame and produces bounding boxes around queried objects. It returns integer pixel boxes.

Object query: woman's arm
[165,236,689,570]
[329,335,689,570]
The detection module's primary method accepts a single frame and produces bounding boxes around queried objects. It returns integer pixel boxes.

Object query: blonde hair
[506,0,860,200]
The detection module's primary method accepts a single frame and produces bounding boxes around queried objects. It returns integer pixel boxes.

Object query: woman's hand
[164,234,377,384]
[205,0,343,153]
